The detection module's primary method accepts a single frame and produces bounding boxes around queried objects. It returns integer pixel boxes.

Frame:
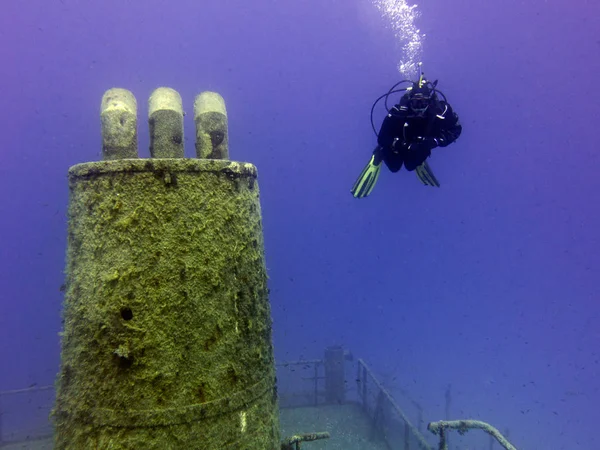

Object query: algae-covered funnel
[53,88,280,449]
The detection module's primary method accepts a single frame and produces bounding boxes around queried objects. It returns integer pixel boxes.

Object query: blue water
[1,0,599,448]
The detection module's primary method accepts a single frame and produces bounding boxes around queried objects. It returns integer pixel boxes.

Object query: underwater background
[0,0,598,449]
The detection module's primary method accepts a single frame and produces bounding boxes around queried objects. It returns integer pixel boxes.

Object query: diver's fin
[351,154,382,198]
[416,160,440,187]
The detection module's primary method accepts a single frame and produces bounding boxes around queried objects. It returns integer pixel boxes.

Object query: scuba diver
[351,63,462,198]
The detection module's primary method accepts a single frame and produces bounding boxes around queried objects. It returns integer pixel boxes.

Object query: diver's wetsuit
[373,96,462,172]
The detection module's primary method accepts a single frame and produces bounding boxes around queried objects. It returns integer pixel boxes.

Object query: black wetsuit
[373,95,462,172]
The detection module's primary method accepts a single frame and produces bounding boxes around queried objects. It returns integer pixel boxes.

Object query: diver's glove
[415,136,439,149]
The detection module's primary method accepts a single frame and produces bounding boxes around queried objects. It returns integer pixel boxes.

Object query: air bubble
[372,0,425,79]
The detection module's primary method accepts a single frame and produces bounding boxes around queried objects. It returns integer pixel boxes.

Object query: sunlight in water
[372,0,425,79]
